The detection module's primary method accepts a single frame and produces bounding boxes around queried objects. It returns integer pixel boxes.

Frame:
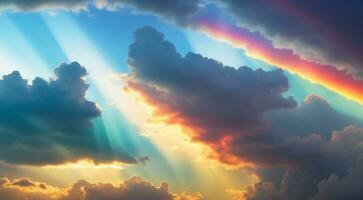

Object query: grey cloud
[243,182,280,200]
[266,95,361,138]
[0,0,203,25]
[241,125,363,200]
[312,154,363,200]
[233,96,363,200]
[127,26,296,144]
[0,0,89,11]
[103,0,202,25]
[218,95,362,169]
[216,0,363,77]
[12,178,36,187]
[0,62,136,165]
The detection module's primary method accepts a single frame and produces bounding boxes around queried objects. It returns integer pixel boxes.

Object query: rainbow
[197,19,363,105]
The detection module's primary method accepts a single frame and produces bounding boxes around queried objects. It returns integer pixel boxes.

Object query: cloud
[12,178,37,187]
[0,177,56,200]
[236,98,363,200]
[0,62,136,165]
[0,0,202,23]
[312,154,363,200]
[126,26,363,200]
[100,0,202,25]
[241,126,363,200]
[241,181,280,200]
[127,26,296,144]
[216,0,363,77]
[224,95,362,167]
[0,176,203,200]
[0,0,90,12]
[266,95,360,138]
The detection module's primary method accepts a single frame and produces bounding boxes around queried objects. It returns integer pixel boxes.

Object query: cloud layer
[0,176,203,200]
[0,62,135,165]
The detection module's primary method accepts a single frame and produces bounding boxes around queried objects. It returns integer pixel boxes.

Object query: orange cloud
[0,176,203,200]
[0,177,62,200]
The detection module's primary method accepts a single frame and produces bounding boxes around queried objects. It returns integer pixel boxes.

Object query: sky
[0,1,362,200]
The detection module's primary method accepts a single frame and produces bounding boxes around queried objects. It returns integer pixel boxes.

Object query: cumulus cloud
[127,26,296,144]
[0,176,203,200]
[238,98,363,200]
[0,62,136,165]
[241,181,280,200]
[222,95,362,167]
[241,126,363,200]
[312,154,363,200]
[266,95,360,138]
[125,26,363,200]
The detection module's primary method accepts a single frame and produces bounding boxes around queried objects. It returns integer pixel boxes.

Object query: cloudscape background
[0,1,362,200]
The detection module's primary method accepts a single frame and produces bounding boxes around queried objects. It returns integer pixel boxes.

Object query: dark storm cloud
[127,26,296,143]
[0,176,203,200]
[242,126,363,200]
[214,0,363,77]
[126,26,363,200]
[0,0,203,24]
[0,62,136,165]
[228,97,363,200]
[312,154,363,200]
